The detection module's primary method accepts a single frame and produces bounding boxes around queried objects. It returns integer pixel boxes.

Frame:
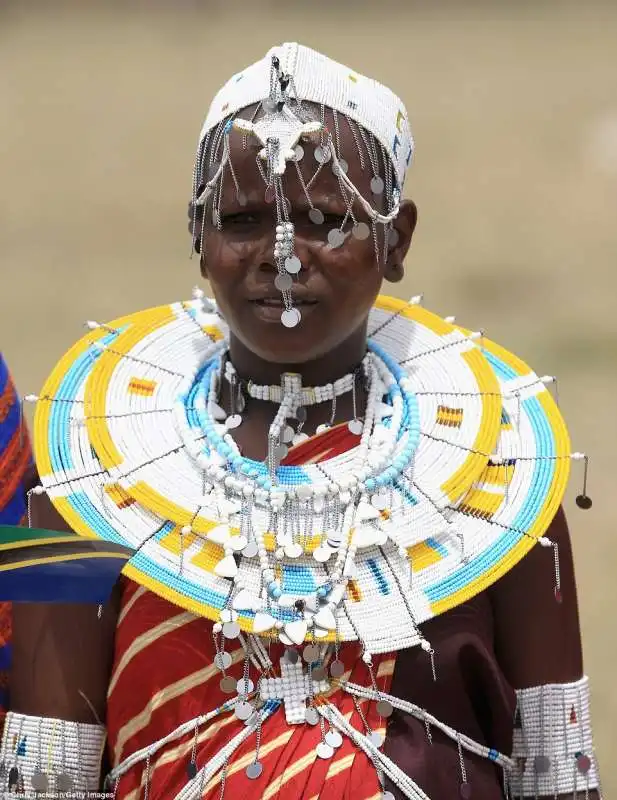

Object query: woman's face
[199,109,417,366]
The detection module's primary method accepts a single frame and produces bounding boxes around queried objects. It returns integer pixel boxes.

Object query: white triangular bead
[283,619,308,645]
[253,612,277,633]
[214,555,238,578]
[313,606,337,630]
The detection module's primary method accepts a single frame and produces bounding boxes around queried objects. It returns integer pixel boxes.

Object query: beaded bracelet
[0,710,106,796]
[508,676,601,796]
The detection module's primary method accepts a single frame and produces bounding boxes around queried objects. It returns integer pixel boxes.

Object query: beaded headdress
[191,42,413,327]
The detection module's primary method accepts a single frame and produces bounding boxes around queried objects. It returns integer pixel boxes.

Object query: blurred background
[1,0,615,787]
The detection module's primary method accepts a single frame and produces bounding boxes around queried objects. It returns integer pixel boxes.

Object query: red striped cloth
[107,425,396,799]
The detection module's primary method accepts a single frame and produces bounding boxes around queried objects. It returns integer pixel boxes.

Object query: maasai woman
[2,44,601,799]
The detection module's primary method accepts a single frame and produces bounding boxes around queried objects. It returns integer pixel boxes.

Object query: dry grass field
[1,1,615,788]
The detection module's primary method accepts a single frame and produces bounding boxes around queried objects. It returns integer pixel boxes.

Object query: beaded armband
[0,711,106,796]
[507,676,601,796]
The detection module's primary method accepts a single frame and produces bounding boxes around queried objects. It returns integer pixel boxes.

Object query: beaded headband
[190,43,413,328]
[28,294,586,654]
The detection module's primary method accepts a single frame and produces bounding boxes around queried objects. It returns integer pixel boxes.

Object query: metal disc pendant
[534,755,550,773]
[370,176,385,195]
[314,146,331,164]
[305,707,320,725]
[312,666,327,681]
[352,222,370,240]
[274,443,289,461]
[281,308,301,328]
[577,754,592,774]
[327,228,345,248]
[294,144,304,162]
[330,659,345,678]
[186,760,198,779]
[388,228,400,247]
[275,273,293,292]
[309,208,325,225]
[285,647,299,664]
[369,730,384,748]
[303,644,321,663]
[56,773,74,792]
[316,742,335,760]
[264,185,275,203]
[246,761,263,780]
[333,158,349,175]
[382,793,396,800]
[295,406,308,422]
[262,99,276,113]
[235,700,254,721]
[285,542,303,559]
[348,418,364,435]
[576,494,592,509]
[223,621,241,639]
[237,678,255,695]
[376,699,394,718]
[225,414,242,430]
[214,651,232,670]
[313,546,331,563]
[460,782,472,799]
[242,540,259,558]
[282,425,295,443]
[237,191,248,207]
[220,675,237,694]
[31,770,48,791]
[325,730,343,749]
[284,255,302,275]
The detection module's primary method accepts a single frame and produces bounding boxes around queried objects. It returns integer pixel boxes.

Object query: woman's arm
[4,493,119,792]
[490,507,601,799]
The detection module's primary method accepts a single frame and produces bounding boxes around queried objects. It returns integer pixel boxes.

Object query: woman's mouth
[249,297,319,322]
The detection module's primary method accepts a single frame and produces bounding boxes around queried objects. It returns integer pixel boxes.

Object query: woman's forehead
[206,104,389,215]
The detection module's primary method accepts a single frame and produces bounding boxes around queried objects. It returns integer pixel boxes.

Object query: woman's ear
[383,199,417,284]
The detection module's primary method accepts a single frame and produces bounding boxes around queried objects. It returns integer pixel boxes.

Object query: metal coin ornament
[246,761,264,780]
[576,754,592,774]
[225,415,242,430]
[309,208,325,224]
[314,146,331,164]
[334,158,349,175]
[369,731,385,748]
[242,541,259,558]
[294,144,304,161]
[214,652,232,671]
[282,425,295,443]
[235,701,254,721]
[382,793,396,800]
[312,666,327,682]
[327,229,346,248]
[325,730,343,749]
[534,755,550,773]
[264,185,276,204]
[303,644,321,663]
[31,770,48,791]
[305,707,320,725]
[352,222,370,240]
[220,676,237,694]
[285,648,299,664]
[459,783,472,799]
[237,192,248,207]
[388,228,400,248]
[316,741,335,759]
[56,773,74,792]
[576,494,592,510]
[330,659,345,678]
[223,621,241,639]
[348,418,364,435]
[370,176,385,195]
[236,678,255,695]
[187,761,198,779]
[284,256,302,274]
[281,308,301,328]
[274,273,293,292]
[376,699,394,718]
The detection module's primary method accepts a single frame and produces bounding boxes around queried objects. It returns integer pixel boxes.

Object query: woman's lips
[248,297,319,322]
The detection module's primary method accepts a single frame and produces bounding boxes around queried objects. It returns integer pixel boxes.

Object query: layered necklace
[183,341,420,649]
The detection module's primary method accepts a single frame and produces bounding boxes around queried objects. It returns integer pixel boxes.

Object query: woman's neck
[227,324,369,387]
